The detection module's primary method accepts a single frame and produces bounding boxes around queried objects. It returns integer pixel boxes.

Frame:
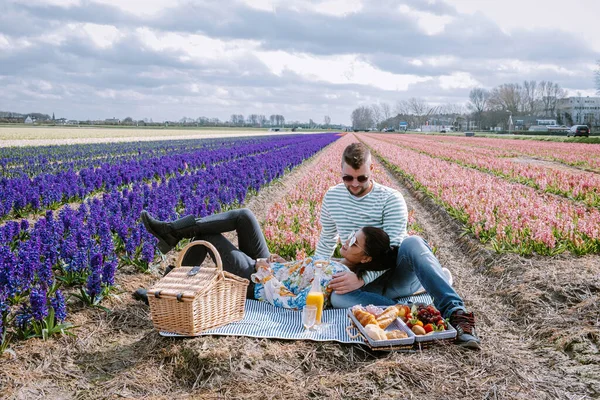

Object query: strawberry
[423,323,434,333]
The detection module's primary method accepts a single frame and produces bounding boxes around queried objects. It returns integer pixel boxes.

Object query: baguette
[376,305,400,329]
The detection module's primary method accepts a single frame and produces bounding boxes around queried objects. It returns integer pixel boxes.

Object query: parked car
[567,125,590,137]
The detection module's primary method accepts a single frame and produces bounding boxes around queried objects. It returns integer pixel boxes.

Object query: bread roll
[376,305,400,329]
[386,330,408,339]
[353,309,377,327]
[364,323,387,341]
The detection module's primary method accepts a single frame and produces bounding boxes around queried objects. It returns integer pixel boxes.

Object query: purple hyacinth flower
[101,256,117,287]
[30,285,48,322]
[51,289,67,322]
[86,253,103,300]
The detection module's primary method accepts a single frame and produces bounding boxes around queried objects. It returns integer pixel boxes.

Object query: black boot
[141,211,199,254]
[132,265,175,306]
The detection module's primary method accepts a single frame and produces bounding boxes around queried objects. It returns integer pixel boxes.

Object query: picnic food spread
[352,303,450,341]
[352,305,409,341]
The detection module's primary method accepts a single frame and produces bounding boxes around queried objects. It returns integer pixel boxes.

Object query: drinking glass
[302,305,317,331]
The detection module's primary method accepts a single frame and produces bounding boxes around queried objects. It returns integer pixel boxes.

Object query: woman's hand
[255,258,270,270]
[329,272,364,295]
[267,254,286,263]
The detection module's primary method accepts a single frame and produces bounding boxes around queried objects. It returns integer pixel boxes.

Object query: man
[316,142,481,349]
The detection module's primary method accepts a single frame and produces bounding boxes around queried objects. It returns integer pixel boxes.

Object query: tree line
[351,80,570,131]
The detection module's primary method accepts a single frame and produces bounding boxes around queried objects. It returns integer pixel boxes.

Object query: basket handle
[175,240,223,274]
[345,323,365,340]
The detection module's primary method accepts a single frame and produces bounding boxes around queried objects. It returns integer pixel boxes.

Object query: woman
[138,208,399,308]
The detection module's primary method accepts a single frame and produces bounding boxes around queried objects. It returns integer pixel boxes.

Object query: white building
[557,96,600,127]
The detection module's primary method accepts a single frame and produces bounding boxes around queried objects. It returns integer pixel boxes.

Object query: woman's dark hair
[353,226,398,277]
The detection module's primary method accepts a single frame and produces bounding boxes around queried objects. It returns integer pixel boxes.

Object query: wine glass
[302,305,317,331]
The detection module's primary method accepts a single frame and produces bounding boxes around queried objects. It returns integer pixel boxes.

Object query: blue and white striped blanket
[160,294,433,342]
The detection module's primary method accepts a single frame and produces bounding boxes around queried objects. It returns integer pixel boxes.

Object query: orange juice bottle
[305,270,324,324]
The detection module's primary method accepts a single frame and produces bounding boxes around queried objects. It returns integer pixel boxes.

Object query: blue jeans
[329,236,465,319]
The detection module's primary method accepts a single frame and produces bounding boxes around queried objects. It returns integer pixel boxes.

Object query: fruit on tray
[404,304,448,334]
[412,325,426,335]
[396,304,411,321]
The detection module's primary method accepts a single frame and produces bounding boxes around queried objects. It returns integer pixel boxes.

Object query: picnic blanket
[159,293,433,343]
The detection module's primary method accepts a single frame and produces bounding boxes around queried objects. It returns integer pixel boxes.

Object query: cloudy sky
[1,0,599,124]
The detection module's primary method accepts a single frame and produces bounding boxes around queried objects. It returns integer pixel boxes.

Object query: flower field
[0,133,339,351]
[362,133,600,255]
[374,135,600,206]
[0,132,598,399]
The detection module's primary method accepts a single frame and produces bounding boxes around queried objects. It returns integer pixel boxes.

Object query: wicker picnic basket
[147,240,249,336]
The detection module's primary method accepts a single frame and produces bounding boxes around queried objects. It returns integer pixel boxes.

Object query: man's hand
[329,271,364,295]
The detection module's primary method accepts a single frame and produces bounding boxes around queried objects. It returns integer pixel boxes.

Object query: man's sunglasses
[342,175,369,183]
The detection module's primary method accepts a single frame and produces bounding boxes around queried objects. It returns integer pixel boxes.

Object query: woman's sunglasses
[346,231,369,255]
[342,175,369,183]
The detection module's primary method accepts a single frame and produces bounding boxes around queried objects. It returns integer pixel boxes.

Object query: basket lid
[147,240,248,302]
[148,266,222,301]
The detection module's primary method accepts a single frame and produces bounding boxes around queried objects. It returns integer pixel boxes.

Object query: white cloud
[0,35,33,50]
[495,60,577,76]
[398,4,454,35]
[447,0,600,52]
[91,0,171,16]
[14,0,80,7]
[313,0,363,16]
[79,23,122,48]
[438,72,479,89]
[255,51,432,91]
[0,34,11,50]
[136,28,260,62]
[239,0,363,15]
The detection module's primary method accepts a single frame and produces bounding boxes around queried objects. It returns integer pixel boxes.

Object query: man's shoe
[133,288,149,305]
[140,211,197,254]
[450,310,481,350]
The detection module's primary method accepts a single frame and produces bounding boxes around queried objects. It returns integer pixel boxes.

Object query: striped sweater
[315,182,408,284]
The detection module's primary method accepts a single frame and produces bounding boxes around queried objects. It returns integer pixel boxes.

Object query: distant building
[557,96,600,127]
[24,116,33,124]
[512,116,557,130]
